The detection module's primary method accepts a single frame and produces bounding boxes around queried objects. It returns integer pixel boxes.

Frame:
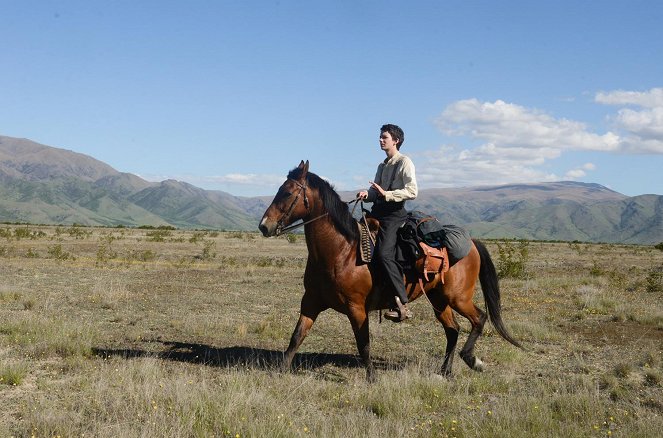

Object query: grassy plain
[0,224,661,437]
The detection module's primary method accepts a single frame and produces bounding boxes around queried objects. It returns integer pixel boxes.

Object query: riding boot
[384,296,413,322]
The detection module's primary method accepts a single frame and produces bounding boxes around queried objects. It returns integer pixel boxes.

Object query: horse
[259,160,522,381]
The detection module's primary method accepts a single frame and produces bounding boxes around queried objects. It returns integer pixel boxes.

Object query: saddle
[413,216,450,284]
[417,242,449,284]
[357,215,450,285]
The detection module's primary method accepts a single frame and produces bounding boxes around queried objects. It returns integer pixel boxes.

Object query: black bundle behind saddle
[396,211,472,284]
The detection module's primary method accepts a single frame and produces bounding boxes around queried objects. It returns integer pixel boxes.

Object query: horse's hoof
[280,359,293,373]
[472,357,485,372]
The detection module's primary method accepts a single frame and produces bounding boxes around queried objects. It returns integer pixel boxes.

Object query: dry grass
[0,226,661,437]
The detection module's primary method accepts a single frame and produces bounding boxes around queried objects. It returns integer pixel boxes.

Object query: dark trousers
[373,206,408,304]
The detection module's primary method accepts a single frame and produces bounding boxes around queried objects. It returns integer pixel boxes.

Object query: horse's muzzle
[258,217,276,237]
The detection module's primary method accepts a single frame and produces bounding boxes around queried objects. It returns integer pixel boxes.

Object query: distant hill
[0,135,661,244]
[0,135,255,230]
[404,183,661,244]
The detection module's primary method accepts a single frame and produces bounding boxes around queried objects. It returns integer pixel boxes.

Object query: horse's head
[259,160,311,237]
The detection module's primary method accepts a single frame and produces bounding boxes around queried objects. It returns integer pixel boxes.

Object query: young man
[357,124,418,322]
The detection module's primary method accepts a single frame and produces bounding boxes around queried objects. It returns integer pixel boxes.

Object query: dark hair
[380,124,405,150]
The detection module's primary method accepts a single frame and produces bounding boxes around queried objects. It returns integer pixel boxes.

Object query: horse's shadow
[92,341,397,374]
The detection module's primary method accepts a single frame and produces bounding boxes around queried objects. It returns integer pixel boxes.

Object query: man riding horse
[357,123,418,322]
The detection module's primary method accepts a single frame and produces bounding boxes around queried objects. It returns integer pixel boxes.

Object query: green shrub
[589,260,605,277]
[124,249,157,263]
[189,231,207,243]
[14,227,46,240]
[47,244,74,261]
[496,239,529,279]
[0,361,28,386]
[67,225,90,239]
[200,240,217,260]
[220,255,237,266]
[645,265,662,293]
[145,229,172,242]
[227,231,246,239]
[0,227,12,239]
[96,239,118,265]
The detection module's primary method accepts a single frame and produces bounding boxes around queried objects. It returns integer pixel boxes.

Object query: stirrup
[384,297,412,322]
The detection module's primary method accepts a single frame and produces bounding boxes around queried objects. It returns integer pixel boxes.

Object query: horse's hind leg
[453,299,488,372]
[282,292,324,371]
[347,303,376,383]
[428,290,459,376]
[438,306,460,376]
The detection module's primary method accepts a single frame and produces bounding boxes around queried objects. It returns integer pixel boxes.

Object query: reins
[276,212,330,235]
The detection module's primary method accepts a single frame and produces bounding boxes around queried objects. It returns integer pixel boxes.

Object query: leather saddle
[357,216,449,284]
[416,242,449,284]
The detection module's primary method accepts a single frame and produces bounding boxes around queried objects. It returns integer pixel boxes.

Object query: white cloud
[614,107,663,138]
[436,99,620,152]
[596,88,663,153]
[418,91,662,189]
[563,163,596,181]
[564,169,586,179]
[418,99,616,188]
[415,145,560,188]
[595,87,663,108]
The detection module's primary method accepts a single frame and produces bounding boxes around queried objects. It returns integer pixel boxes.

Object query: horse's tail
[473,239,523,349]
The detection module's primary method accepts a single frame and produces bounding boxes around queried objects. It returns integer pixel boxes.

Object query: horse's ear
[297,160,309,179]
[295,160,309,180]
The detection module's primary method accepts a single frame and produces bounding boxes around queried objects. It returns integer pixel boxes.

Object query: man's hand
[356,190,368,200]
[369,181,386,198]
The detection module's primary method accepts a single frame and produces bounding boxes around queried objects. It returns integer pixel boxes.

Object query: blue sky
[2,1,662,196]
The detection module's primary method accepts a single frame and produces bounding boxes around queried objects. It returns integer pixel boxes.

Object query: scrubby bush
[495,239,529,279]
[645,265,663,293]
[145,229,172,242]
[47,244,74,261]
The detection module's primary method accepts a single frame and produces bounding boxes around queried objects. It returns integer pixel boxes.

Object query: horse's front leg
[347,303,376,383]
[282,292,324,371]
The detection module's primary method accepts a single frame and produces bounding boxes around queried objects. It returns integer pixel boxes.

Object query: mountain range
[0,135,661,244]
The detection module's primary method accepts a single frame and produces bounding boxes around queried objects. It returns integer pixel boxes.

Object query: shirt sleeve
[384,157,418,202]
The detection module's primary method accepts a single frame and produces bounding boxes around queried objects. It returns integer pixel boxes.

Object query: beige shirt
[367,152,418,203]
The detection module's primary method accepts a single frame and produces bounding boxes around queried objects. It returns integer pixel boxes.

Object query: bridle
[273,178,362,236]
[274,179,322,236]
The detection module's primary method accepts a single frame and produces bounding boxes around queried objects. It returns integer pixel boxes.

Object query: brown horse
[259,161,522,381]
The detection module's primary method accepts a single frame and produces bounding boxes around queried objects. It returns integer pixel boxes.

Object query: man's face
[379,131,399,153]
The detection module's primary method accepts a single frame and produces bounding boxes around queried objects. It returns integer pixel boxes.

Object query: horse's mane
[288,167,358,242]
